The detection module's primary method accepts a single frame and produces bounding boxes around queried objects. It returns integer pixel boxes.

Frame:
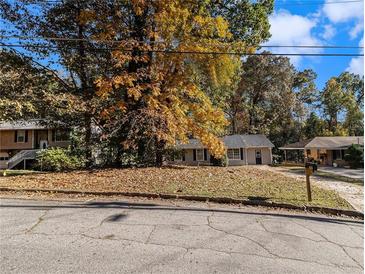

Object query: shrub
[211,154,228,167]
[344,144,364,169]
[35,147,86,171]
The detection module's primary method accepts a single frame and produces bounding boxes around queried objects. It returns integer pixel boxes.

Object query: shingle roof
[279,139,313,150]
[177,134,274,149]
[304,136,364,149]
[0,120,49,130]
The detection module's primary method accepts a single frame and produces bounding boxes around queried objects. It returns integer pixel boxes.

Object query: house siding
[247,148,271,165]
[0,130,33,151]
[0,129,70,153]
[172,147,272,166]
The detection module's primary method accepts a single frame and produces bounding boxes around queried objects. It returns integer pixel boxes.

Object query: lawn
[0,166,352,209]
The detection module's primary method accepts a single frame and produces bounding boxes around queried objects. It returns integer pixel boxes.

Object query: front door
[255,149,262,164]
[34,130,48,149]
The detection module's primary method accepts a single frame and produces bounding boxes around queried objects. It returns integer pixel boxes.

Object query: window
[55,129,70,142]
[16,130,25,143]
[0,157,9,161]
[333,150,345,160]
[227,148,240,160]
[196,149,204,161]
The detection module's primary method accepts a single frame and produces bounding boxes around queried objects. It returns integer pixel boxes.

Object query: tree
[1,0,117,164]
[226,53,318,148]
[1,0,274,166]
[344,144,364,169]
[303,112,326,139]
[0,50,80,122]
[320,72,364,136]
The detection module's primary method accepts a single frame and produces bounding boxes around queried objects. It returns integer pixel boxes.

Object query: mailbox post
[305,162,317,202]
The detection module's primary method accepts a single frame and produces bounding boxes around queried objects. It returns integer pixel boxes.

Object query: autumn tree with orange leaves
[0,0,273,166]
[89,0,273,166]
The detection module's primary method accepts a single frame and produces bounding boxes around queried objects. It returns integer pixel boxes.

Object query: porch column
[284,150,287,163]
[269,148,273,164]
[245,148,248,165]
[32,130,35,149]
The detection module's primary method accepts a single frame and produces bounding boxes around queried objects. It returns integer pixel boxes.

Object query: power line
[13,0,365,6]
[0,35,363,49]
[275,0,363,6]
[1,43,363,57]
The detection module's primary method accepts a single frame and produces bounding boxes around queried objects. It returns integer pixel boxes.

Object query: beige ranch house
[280,136,364,167]
[173,134,274,166]
[0,120,71,169]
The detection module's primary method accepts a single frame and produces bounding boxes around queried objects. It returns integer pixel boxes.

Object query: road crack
[291,220,364,269]
[206,215,360,270]
[25,209,50,233]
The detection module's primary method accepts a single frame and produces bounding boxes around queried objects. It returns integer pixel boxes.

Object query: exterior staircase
[7,149,40,169]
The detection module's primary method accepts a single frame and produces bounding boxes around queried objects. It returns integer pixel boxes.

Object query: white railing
[8,149,40,169]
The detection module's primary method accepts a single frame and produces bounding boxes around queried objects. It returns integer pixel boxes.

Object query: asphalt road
[0,198,363,274]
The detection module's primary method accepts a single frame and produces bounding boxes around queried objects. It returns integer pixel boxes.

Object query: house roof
[177,134,274,149]
[304,136,364,149]
[279,139,313,150]
[0,120,49,130]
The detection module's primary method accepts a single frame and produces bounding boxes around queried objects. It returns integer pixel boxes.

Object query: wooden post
[305,167,312,202]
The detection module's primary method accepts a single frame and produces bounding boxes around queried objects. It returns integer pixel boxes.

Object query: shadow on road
[1,200,363,225]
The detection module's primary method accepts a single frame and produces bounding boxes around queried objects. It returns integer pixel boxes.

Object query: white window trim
[196,149,204,161]
[227,148,241,160]
[17,130,26,143]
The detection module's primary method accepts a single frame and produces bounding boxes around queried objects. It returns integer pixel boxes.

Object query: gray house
[173,135,274,166]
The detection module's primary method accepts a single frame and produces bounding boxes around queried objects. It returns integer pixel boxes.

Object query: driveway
[261,166,364,213]
[319,167,364,180]
[0,198,363,273]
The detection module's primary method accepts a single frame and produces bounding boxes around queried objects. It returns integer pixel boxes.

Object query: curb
[0,187,363,219]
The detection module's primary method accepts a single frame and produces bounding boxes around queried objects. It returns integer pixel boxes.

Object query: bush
[211,154,228,167]
[344,144,364,169]
[35,147,86,171]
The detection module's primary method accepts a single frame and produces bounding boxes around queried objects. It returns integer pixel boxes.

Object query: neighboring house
[172,135,274,166]
[0,120,71,169]
[280,136,364,167]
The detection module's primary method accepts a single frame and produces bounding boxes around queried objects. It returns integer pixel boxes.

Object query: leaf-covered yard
[0,166,352,209]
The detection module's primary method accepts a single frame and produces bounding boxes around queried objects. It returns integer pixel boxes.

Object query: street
[0,198,363,274]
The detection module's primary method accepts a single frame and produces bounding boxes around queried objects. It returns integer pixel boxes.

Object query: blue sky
[266,0,364,89]
[1,0,363,90]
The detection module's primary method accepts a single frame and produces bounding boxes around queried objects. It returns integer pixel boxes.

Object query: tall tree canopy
[0,0,274,165]
[320,72,364,136]
[0,50,80,122]
[225,53,318,147]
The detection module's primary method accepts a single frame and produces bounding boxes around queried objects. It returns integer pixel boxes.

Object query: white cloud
[322,0,364,39]
[347,57,364,75]
[265,10,322,65]
[321,24,336,40]
[346,37,364,76]
[349,22,364,39]
[322,0,363,23]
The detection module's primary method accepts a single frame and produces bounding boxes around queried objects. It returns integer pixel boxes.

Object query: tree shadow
[1,200,363,225]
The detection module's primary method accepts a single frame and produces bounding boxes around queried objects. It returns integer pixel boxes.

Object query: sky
[266,0,364,89]
[1,0,363,90]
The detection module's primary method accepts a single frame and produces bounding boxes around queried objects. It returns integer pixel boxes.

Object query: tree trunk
[77,6,93,167]
[155,138,165,167]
